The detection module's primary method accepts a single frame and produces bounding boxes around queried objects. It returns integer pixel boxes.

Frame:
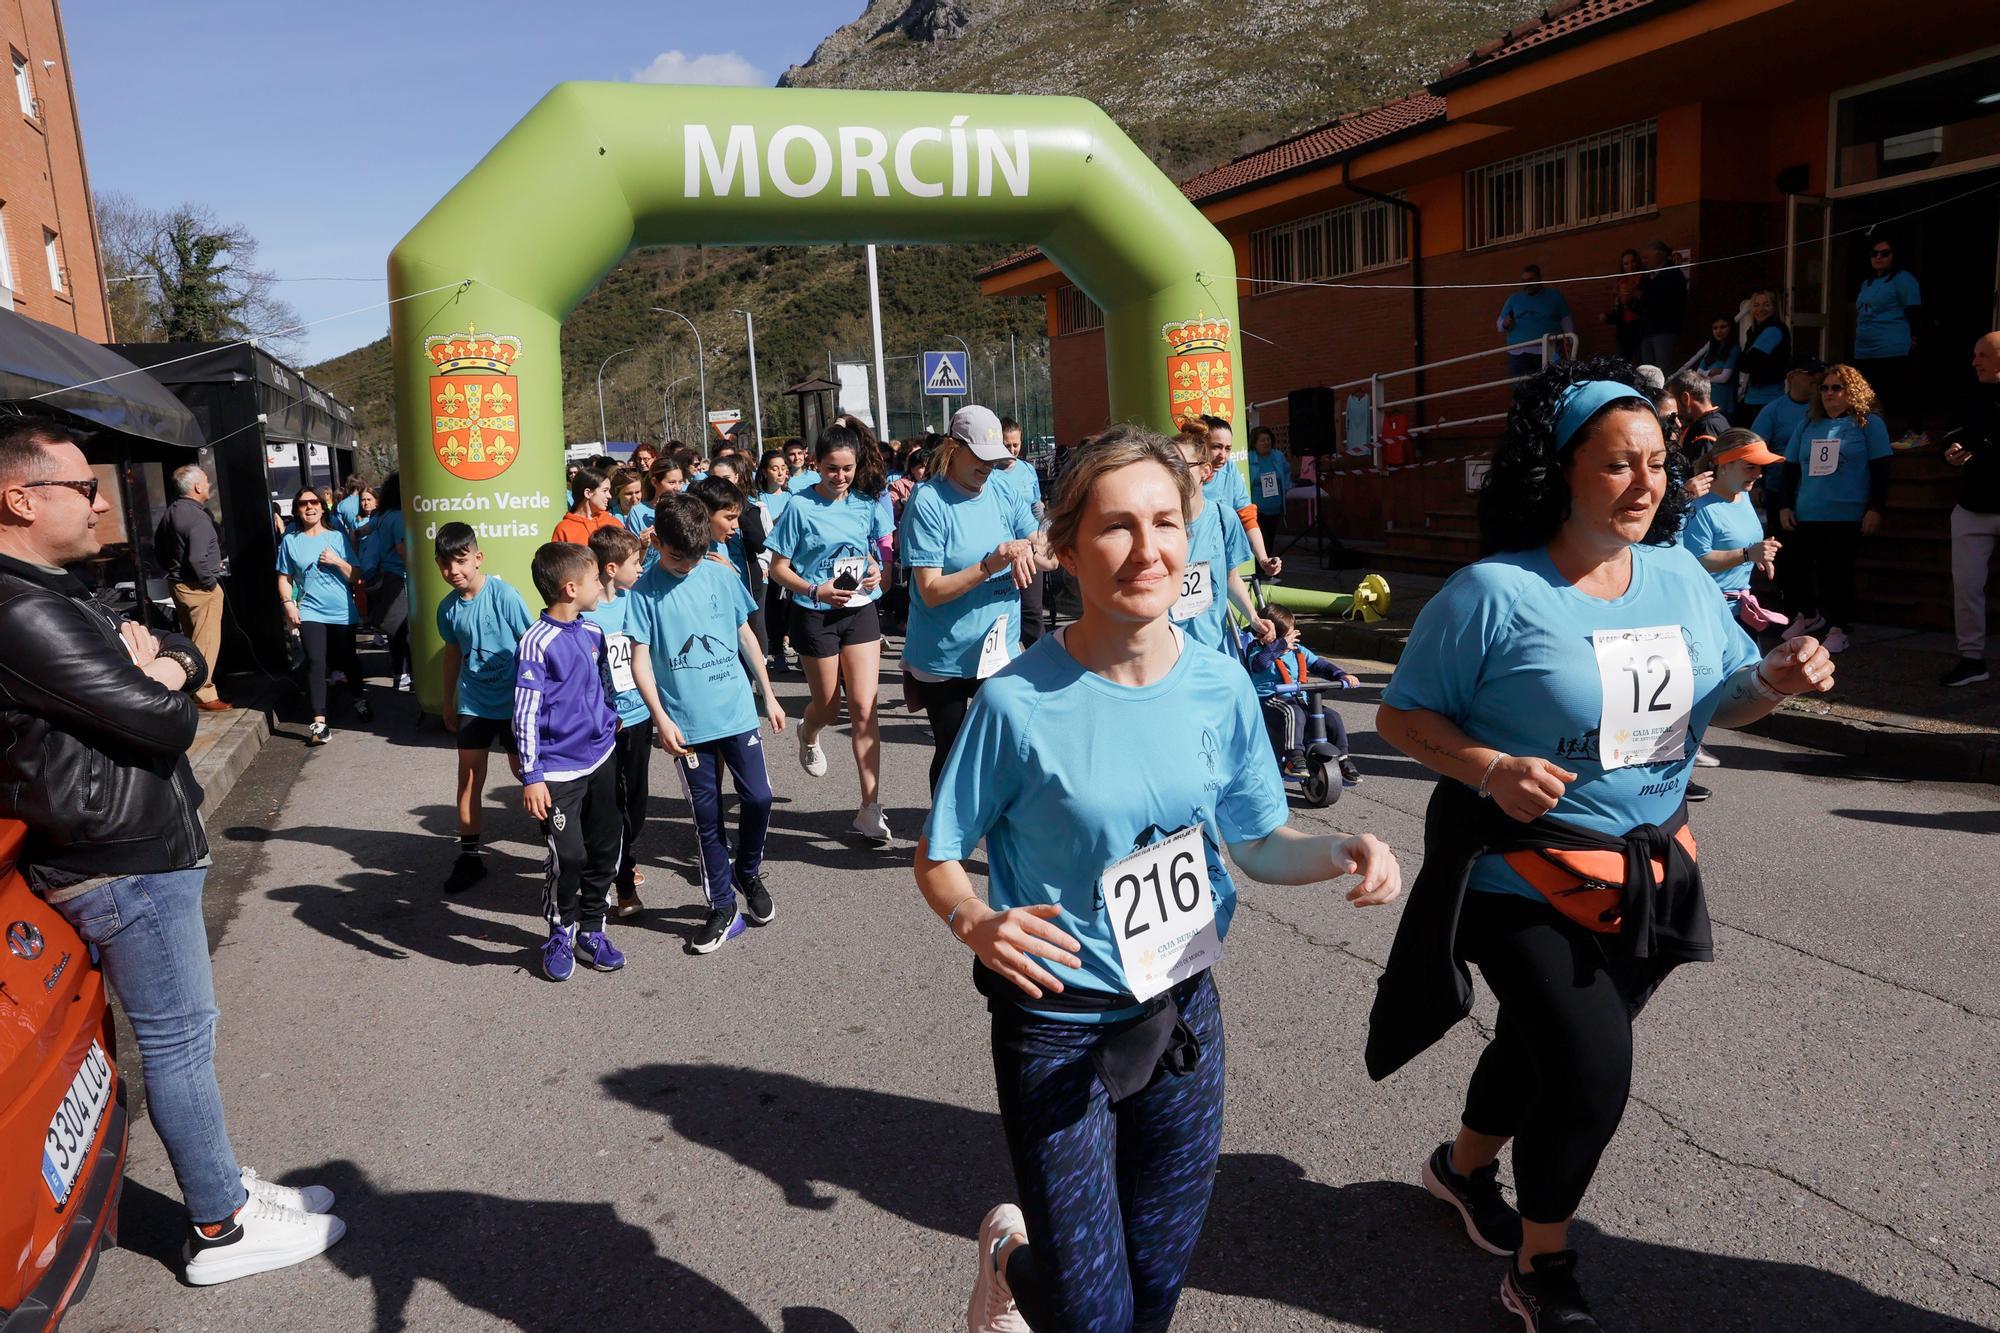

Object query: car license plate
[42,1042,113,1209]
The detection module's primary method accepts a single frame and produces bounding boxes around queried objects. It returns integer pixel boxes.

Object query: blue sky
[66,1,843,367]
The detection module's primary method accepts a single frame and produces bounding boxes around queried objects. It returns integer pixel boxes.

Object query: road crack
[1709,916,2000,1023]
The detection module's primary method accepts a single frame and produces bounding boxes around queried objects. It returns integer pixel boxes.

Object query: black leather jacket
[0,553,209,889]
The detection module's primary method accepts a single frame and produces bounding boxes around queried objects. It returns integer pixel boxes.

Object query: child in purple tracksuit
[514,542,624,981]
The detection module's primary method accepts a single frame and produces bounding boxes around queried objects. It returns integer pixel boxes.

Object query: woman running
[766,422,893,843]
[899,406,1049,791]
[1368,358,1834,1331]
[275,485,369,744]
[918,424,1402,1333]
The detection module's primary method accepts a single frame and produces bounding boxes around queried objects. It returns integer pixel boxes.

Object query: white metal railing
[1248,332,1578,468]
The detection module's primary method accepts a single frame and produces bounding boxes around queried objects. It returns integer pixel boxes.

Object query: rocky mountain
[312,0,1540,469]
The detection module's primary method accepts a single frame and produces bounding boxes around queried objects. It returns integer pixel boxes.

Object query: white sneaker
[852,802,891,843]
[183,1193,346,1286]
[967,1203,1030,1333]
[1693,746,1721,768]
[242,1165,335,1215]
[396,672,412,692]
[799,731,828,778]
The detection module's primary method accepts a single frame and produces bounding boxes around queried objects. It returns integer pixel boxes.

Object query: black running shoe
[1421,1142,1522,1256]
[1941,657,1991,688]
[737,871,775,925]
[1684,782,1712,803]
[1337,756,1363,787]
[442,850,487,896]
[688,907,745,955]
[1501,1250,1600,1331]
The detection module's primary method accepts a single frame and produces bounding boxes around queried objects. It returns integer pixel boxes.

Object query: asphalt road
[70,639,2000,1332]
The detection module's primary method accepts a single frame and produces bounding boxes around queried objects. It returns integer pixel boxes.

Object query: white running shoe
[242,1166,335,1215]
[967,1203,1030,1333]
[1693,746,1721,768]
[183,1193,346,1286]
[799,731,828,778]
[1823,627,1851,653]
[396,672,413,692]
[852,802,891,843]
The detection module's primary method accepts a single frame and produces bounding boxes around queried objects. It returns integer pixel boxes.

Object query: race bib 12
[1592,625,1694,770]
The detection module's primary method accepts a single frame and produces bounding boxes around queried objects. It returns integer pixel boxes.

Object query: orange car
[0,818,126,1331]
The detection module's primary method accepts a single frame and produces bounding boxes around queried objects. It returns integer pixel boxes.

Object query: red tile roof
[979,93,1444,279]
[1433,0,1674,88]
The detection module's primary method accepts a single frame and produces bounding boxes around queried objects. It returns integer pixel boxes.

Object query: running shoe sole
[1421,1151,1514,1256]
[1500,1271,1535,1331]
[688,912,745,955]
[183,1213,347,1286]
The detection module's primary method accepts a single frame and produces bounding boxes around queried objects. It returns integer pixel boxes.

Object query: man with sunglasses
[0,418,346,1284]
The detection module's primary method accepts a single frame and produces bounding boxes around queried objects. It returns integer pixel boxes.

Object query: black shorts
[793,600,882,658]
[456,713,518,754]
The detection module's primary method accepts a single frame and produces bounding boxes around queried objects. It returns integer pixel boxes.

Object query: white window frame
[43,227,62,292]
[1249,194,1409,295]
[1465,120,1657,250]
[11,51,29,117]
[1054,284,1103,336]
[0,204,14,297]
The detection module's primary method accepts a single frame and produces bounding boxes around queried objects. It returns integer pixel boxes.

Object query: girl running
[918,424,1402,1333]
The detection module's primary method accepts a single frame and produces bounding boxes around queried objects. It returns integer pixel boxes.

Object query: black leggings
[1788,519,1864,631]
[298,621,362,718]
[764,582,794,660]
[1458,892,1661,1223]
[921,674,983,793]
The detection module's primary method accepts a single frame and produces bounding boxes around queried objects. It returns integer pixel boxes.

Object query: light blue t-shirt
[1383,545,1759,899]
[626,557,758,745]
[581,589,652,727]
[1740,326,1786,407]
[1500,288,1572,347]
[334,492,362,536]
[1854,271,1920,359]
[1202,461,1252,518]
[622,500,654,538]
[766,486,890,610]
[434,574,536,720]
[275,528,358,626]
[899,475,1038,678]
[359,509,405,579]
[991,458,1042,514]
[1248,450,1291,515]
[1679,492,1766,595]
[756,488,793,532]
[1175,498,1252,655]
[1751,395,1811,460]
[924,630,1288,1017]
[1696,344,1740,417]
[785,469,822,494]
[1785,413,1892,522]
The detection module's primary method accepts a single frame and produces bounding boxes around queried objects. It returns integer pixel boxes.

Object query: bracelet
[1477,752,1505,799]
[1751,666,1798,700]
[946,897,977,931]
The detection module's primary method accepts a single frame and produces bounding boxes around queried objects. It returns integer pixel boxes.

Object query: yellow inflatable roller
[1263,574,1391,623]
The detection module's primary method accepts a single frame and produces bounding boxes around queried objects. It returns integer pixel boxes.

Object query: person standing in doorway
[1497,264,1574,379]
[1636,240,1688,370]
[1852,236,1922,427]
[156,463,231,712]
[1939,331,2000,687]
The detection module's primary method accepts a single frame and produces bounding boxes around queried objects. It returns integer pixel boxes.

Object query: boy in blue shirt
[433,522,536,895]
[583,525,654,919]
[1247,605,1362,786]
[628,494,787,956]
[514,542,624,982]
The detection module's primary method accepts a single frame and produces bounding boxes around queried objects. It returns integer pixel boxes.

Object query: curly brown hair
[1807,363,1877,426]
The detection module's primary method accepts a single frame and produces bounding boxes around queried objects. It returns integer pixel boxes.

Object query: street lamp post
[650,307,706,438]
[596,346,636,445]
[945,333,974,403]
[732,308,762,451]
[661,375,691,443]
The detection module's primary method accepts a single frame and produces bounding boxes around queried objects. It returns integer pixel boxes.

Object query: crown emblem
[1162,316,1231,355]
[425,324,522,375]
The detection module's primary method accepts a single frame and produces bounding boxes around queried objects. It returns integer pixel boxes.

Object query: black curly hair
[1476,354,1690,555]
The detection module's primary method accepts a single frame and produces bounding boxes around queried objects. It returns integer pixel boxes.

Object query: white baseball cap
[948,405,1012,462]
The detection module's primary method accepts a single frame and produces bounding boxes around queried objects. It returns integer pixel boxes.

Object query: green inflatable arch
[390,82,1254,714]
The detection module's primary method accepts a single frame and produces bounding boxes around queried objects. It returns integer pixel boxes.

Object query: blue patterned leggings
[990,972,1226,1332]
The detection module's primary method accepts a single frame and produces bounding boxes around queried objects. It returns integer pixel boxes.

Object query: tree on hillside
[96,191,302,359]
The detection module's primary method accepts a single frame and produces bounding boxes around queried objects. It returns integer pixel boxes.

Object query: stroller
[1236,578,1344,809]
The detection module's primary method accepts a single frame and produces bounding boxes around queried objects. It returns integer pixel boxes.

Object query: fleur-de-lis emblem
[488,436,516,467]
[437,436,467,467]
[485,383,513,414]
[435,382,465,415]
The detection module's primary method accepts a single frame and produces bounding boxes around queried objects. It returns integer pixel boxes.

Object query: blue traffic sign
[922,350,968,397]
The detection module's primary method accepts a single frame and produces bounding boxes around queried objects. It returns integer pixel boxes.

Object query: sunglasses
[1821,383,1847,393]
[20,478,100,502]
[296,498,325,508]
[1871,248,1893,257]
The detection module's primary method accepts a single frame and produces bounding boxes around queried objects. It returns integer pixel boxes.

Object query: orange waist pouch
[1501,825,1698,934]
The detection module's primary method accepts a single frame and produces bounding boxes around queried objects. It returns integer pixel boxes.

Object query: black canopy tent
[0,307,204,625]
[108,342,361,673]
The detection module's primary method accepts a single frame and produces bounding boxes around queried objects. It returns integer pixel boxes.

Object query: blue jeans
[52,867,247,1225]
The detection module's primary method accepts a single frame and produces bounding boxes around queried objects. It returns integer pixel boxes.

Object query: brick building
[0,0,107,341]
[981,0,2000,626]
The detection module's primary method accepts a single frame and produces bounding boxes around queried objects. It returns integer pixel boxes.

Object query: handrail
[1250,332,1578,466]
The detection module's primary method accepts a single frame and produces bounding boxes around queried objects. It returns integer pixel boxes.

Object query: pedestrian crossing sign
[922,351,968,397]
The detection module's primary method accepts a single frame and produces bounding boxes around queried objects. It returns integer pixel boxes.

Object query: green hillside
[310,0,1540,471]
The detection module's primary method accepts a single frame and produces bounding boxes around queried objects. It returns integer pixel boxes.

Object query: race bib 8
[1172,561,1213,621]
[605,633,637,695]
[976,613,1010,679]
[1098,825,1222,1001]
[1592,625,1694,770]
[1807,436,1841,477]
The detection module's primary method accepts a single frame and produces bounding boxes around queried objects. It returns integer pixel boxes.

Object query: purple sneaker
[541,926,575,982]
[575,930,626,972]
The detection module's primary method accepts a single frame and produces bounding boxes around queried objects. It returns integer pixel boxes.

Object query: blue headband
[1553,380,1651,453]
